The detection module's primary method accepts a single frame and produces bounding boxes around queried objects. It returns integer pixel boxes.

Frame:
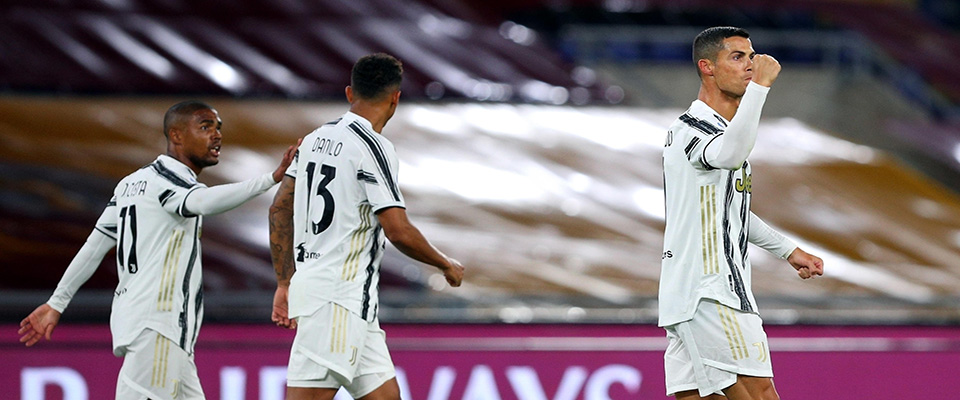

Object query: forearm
[269,205,296,286]
[704,82,770,169]
[48,230,115,312]
[748,212,796,259]
[388,225,452,271]
[183,172,276,216]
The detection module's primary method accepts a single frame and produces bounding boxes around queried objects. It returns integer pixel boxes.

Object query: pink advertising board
[4,323,960,399]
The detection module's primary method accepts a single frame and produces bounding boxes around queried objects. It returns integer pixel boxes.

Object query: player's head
[163,100,222,174]
[693,26,751,78]
[350,53,403,102]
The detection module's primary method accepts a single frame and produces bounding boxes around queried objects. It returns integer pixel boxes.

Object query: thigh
[117,329,203,400]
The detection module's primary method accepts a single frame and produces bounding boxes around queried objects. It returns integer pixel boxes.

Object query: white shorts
[287,302,396,398]
[664,298,773,397]
[116,329,204,400]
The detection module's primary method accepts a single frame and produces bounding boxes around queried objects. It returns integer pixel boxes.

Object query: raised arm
[703,55,780,170]
[268,176,297,329]
[182,142,298,216]
[377,207,464,287]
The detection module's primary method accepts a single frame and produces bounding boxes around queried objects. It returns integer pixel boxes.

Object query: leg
[674,389,726,400]
[357,377,401,400]
[286,387,340,400]
[721,375,779,400]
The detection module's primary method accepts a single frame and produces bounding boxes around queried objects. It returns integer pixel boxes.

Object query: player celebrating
[660,27,824,400]
[269,53,464,400]
[19,100,298,399]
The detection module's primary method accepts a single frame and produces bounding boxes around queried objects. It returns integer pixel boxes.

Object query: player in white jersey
[269,53,464,400]
[660,27,824,400]
[19,100,297,400]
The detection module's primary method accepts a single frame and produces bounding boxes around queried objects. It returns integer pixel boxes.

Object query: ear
[345,86,354,103]
[697,59,714,77]
[167,127,183,145]
[391,90,401,104]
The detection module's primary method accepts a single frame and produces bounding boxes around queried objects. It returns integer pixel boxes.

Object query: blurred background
[3,0,960,399]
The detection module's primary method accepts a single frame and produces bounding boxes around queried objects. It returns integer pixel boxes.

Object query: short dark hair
[163,100,214,138]
[350,53,403,100]
[693,26,750,75]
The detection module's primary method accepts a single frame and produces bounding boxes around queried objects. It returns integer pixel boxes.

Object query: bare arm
[268,176,297,329]
[377,207,464,287]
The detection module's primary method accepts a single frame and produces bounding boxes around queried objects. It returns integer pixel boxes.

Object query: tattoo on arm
[269,179,296,285]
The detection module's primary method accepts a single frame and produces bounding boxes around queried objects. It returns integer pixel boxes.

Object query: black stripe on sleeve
[348,122,401,202]
[684,137,701,158]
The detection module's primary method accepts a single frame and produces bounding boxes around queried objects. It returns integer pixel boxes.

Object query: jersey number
[304,162,337,234]
[117,205,139,273]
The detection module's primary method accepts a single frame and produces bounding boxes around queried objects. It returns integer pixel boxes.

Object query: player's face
[713,36,756,97]
[182,108,222,170]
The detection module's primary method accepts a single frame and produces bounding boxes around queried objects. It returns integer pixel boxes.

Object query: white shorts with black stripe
[663,298,773,397]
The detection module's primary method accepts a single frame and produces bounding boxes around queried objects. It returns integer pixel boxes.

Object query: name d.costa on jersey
[312,137,343,157]
[120,180,147,198]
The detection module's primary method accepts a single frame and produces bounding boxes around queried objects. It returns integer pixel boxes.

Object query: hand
[19,304,61,347]
[271,285,297,329]
[787,248,823,279]
[751,54,781,87]
[273,138,302,183]
[441,258,465,287]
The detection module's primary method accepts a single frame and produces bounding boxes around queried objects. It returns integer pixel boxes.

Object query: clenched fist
[751,54,781,87]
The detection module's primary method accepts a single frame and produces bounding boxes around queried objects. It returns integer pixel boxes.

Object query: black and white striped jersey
[286,112,405,322]
[660,99,759,327]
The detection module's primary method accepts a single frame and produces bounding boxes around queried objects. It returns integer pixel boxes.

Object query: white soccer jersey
[286,112,405,322]
[660,100,758,327]
[95,155,209,355]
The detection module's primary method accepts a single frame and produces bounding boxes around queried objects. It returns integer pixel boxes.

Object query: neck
[697,83,741,121]
[165,148,202,176]
[349,100,394,133]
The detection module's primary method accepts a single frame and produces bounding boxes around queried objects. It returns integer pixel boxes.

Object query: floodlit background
[2,0,960,398]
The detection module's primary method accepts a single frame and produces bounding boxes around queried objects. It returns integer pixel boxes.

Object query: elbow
[383,226,415,249]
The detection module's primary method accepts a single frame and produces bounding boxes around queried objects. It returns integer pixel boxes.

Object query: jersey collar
[156,154,199,184]
[690,99,730,126]
[343,111,375,133]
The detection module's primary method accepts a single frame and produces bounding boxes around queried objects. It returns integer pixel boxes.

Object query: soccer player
[660,27,824,400]
[269,53,465,400]
[18,100,298,399]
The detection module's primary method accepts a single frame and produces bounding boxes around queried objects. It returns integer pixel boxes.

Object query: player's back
[288,111,404,321]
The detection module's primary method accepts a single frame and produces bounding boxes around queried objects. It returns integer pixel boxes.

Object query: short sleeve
[285,149,299,179]
[357,145,404,212]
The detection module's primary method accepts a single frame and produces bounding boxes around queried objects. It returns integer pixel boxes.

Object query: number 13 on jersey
[304,162,337,234]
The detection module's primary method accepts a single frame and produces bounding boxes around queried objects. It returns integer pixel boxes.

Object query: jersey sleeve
[48,202,118,313]
[158,180,204,218]
[748,212,797,259]
[701,82,770,170]
[285,149,299,179]
[358,144,405,212]
[676,121,722,171]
